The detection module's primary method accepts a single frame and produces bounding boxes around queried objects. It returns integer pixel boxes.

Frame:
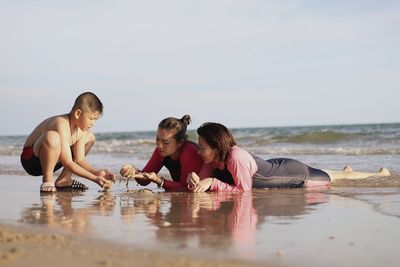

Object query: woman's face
[197,136,217,164]
[156,128,182,158]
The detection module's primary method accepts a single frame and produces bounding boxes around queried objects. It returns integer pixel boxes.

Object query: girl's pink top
[199,146,258,192]
[143,142,203,191]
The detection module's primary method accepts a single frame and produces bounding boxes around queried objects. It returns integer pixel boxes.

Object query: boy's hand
[96,175,113,189]
[104,169,116,182]
[98,169,116,182]
[101,181,113,192]
[187,172,200,190]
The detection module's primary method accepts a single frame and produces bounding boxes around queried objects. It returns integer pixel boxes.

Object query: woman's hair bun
[180,114,191,126]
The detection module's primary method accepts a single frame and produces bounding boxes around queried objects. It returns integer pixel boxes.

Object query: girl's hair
[197,122,236,163]
[158,114,191,142]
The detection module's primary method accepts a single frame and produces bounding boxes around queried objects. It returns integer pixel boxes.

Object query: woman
[187,122,391,192]
[120,115,203,191]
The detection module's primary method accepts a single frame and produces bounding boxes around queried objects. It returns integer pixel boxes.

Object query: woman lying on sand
[187,122,390,192]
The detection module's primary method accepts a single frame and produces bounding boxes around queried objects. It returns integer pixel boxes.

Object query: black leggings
[252,157,330,189]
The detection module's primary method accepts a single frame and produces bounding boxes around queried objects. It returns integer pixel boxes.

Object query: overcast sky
[0,0,399,135]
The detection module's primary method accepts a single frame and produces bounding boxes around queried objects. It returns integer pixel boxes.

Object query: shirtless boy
[20,92,115,192]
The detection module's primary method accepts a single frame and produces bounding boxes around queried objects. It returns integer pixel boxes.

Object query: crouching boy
[21,92,115,192]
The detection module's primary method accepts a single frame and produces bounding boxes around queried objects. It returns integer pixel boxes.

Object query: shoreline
[0,223,270,267]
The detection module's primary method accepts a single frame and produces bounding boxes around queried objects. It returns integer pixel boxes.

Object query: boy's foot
[56,179,89,191]
[40,182,57,193]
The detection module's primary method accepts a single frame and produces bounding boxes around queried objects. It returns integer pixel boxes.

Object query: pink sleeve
[142,148,164,173]
[163,143,203,191]
[209,147,256,192]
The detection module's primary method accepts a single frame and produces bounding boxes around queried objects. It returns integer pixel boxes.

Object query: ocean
[2,123,399,184]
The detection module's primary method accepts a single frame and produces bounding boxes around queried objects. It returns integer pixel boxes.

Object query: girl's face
[156,128,182,158]
[197,136,218,164]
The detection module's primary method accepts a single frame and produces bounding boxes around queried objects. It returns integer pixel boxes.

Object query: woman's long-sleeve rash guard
[199,146,258,192]
[142,142,203,191]
[198,145,331,191]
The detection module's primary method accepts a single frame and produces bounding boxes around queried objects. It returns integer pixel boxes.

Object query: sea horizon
[1,121,399,137]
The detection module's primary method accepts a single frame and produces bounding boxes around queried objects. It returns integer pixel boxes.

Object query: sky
[0,0,399,135]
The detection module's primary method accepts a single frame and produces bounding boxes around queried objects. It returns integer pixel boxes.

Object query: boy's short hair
[71,92,103,115]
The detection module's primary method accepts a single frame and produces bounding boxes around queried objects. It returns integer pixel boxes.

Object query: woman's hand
[192,178,213,193]
[143,172,164,186]
[120,164,152,186]
[187,172,200,190]
[120,164,138,178]
[130,172,152,186]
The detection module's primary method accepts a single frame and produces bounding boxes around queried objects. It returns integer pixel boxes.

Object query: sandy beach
[0,223,269,267]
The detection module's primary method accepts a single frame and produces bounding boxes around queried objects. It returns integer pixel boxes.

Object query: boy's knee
[44,131,61,148]
[87,131,96,144]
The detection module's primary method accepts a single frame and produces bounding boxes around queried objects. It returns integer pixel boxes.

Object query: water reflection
[21,191,116,234]
[21,188,330,253]
[146,192,258,251]
[119,190,161,224]
[253,188,330,223]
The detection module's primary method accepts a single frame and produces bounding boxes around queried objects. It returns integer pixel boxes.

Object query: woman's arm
[210,158,253,192]
[128,148,164,186]
[163,143,204,191]
[194,147,256,192]
[142,148,164,173]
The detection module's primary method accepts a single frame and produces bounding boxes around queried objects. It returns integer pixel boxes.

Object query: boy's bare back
[25,114,76,148]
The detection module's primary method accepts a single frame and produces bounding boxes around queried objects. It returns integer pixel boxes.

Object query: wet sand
[1,175,400,267]
[0,224,268,267]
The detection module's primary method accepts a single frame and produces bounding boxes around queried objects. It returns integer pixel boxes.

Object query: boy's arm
[73,131,99,174]
[73,131,116,181]
[58,126,108,186]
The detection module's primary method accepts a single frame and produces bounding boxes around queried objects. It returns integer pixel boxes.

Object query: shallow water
[1,175,400,267]
[2,124,400,188]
